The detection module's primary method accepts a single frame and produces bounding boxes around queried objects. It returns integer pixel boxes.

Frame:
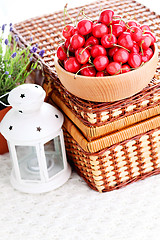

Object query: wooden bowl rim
[55,43,158,80]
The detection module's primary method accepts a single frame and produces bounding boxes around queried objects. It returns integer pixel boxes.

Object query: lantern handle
[0,92,10,107]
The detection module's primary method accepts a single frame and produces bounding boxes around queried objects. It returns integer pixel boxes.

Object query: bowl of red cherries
[55,8,158,102]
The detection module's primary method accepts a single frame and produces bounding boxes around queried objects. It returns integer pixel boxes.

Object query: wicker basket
[63,115,160,192]
[46,77,160,141]
[12,0,160,192]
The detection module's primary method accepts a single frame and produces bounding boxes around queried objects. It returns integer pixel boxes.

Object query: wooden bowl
[55,44,158,102]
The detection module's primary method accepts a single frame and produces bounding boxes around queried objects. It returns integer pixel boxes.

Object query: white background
[0,0,160,25]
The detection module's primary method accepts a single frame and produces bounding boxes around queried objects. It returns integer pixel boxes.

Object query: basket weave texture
[64,126,160,192]
[13,0,160,192]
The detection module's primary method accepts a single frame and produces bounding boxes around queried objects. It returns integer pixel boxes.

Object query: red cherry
[75,47,90,64]
[118,32,133,50]
[91,45,107,58]
[131,42,140,53]
[96,71,105,77]
[127,21,139,27]
[144,31,156,45]
[109,24,123,37]
[111,16,126,30]
[77,19,93,35]
[84,36,99,51]
[92,23,108,38]
[101,34,117,48]
[80,63,96,76]
[71,27,79,35]
[144,47,154,59]
[99,9,114,25]
[121,64,130,73]
[64,57,81,73]
[106,62,121,75]
[140,47,153,62]
[140,52,150,63]
[60,10,154,77]
[128,53,141,68]
[57,44,67,60]
[62,25,74,39]
[108,46,119,57]
[70,34,85,49]
[111,15,121,24]
[138,35,151,50]
[140,25,151,32]
[93,55,109,71]
[130,26,142,42]
[120,22,126,31]
[113,48,129,63]
[64,38,75,52]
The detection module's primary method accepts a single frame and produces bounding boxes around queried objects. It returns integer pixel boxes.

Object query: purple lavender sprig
[30,46,37,53]
[39,49,45,57]
[0,24,45,96]
[4,39,9,45]
[2,24,6,32]
[11,52,17,58]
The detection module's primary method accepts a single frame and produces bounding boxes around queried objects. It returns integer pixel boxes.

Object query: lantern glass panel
[15,146,40,181]
[44,135,64,178]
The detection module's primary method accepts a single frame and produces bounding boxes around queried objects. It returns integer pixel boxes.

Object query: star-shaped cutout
[20,94,25,98]
[9,126,13,130]
[36,127,42,132]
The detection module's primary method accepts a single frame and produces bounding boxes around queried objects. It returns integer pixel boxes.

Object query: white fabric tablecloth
[1,1,160,239]
[1,152,160,240]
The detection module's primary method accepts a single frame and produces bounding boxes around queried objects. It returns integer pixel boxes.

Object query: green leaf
[0,29,43,96]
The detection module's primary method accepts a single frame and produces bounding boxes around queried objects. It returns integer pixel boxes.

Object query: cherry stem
[108,16,125,26]
[109,25,112,41]
[79,45,91,55]
[125,12,134,20]
[88,57,93,65]
[115,17,134,32]
[59,40,65,44]
[74,64,94,79]
[122,65,144,73]
[142,30,146,35]
[140,40,144,56]
[98,5,102,19]
[125,23,134,32]
[140,62,145,67]
[113,68,121,76]
[75,8,84,26]
[119,17,122,25]
[67,43,71,58]
[63,4,68,31]
[120,67,128,73]
[64,4,76,27]
[113,43,130,52]
[109,16,134,32]
[114,66,136,75]
[120,67,135,73]
[61,45,67,54]
[111,15,123,24]
[82,8,94,22]
[58,59,64,68]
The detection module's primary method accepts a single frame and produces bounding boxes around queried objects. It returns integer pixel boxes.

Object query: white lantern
[0,84,71,193]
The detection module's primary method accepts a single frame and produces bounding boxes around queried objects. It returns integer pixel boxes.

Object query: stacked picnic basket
[13,0,160,192]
